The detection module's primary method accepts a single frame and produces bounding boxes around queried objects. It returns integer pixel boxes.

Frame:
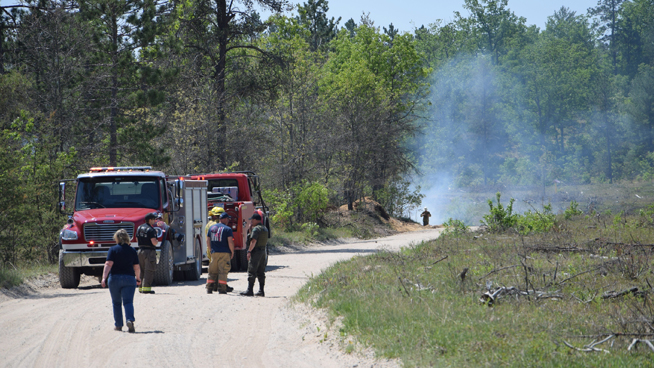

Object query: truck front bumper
[62,249,161,267]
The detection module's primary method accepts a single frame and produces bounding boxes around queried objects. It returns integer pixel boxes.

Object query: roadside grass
[296,211,654,367]
[0,263,58,289]
[269,226,355,247]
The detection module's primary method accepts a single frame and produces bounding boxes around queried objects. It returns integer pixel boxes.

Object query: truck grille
[84,222,134,242]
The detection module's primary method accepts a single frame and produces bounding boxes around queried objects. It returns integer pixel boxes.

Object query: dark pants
[108,274,136,327]
[247,247,266,286]
[138,248,156,290]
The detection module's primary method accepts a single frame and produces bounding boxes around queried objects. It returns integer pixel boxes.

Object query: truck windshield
[75,176,161,210]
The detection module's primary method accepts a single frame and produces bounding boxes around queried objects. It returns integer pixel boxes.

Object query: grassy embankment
[0,263,58,289]
[296,199,654,366]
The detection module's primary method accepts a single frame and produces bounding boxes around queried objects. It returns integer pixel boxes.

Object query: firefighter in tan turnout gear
[206,212,235,294]
[240,210,268,297]
[137,212,159,294]
[205,207,224,257]
[205,206,234,292]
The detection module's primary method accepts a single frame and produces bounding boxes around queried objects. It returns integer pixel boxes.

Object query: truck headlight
[61,229,78,240]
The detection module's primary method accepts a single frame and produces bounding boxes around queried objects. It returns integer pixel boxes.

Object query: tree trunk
[604,116,613,183]
[0,23,5,75]
[215,0,230,169]
[109,13,118,166]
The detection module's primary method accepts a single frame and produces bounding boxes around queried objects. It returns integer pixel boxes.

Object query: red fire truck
[189,171,270,271]
[57,167,208,288]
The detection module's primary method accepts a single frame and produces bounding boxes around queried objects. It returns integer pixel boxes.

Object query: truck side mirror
[58,182,66,214]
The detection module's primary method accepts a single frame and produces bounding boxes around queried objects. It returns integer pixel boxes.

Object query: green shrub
[295,181,331,223]
[563,200,584,219]
[442,218,468,236]
[638,204,654,225]
[516,204,556,234]
[262,188,295,230]
[480,192,518,232]
[300,222,320,238]
[374,177,424,218]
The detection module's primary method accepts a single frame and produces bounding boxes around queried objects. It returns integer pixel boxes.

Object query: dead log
[479,286,527,306]
[602,287,639,299]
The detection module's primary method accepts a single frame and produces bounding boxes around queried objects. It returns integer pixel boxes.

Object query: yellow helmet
[209,207,225,216]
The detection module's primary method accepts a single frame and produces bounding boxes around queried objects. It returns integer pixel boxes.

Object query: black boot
[255,277,265,297]
[226,285,234,292]
[240,280,255,296]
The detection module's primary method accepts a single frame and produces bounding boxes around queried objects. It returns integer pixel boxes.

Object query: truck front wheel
[154,241,173,286]
[58,250,80,288]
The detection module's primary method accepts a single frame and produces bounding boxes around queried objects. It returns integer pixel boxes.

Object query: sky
[319,0,600,31]
[1,0,601,32]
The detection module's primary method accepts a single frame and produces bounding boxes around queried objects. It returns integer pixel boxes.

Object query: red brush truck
[57,167,208,288]
[189,171,270,272]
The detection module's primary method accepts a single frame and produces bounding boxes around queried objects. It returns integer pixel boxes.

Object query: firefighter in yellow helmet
[205,206,233,292]
[206,207,224,257]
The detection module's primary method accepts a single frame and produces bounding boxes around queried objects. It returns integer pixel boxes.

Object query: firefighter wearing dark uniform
[240,211,268,297]
[206,212,235,294]
[420,207,432,226]
[136,212,158,294]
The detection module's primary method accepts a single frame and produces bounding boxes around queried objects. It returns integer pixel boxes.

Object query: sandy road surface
[0,228,444,368]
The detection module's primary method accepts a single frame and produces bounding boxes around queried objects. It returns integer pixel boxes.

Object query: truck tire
[154,241,173,286]
[58,250,80,288]
[184,239,202,281]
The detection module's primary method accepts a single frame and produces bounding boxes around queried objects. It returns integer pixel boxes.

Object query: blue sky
[1,0,600,32]
[310,0,600,32]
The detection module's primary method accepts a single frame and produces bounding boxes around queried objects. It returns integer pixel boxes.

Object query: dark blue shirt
[106,243,139,276]
[208,223,233,253]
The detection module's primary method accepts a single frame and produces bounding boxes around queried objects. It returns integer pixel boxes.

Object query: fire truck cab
[57,167,207,288]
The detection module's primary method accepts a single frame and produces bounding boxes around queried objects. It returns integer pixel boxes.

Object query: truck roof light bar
[89,166,152,172]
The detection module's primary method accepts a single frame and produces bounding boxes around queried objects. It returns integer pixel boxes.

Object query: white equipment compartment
[183,180,207,260]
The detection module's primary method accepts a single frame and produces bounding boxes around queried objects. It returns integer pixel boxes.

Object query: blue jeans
[108,274,136,327]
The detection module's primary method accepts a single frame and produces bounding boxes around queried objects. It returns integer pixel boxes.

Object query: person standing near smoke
[420,207,431,226]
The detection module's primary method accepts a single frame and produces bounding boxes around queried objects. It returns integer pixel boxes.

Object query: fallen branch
[573,333,654,338]
[606,242,654,248]
[628,339,654,352]
[479,264,519,280]
[586,335,614,349]
[571,291,598,304]
[431,255,448,265]
[529,247,590,253]
[535,292,563,300]
[556,266,601,286]
[479,286,528,306]
[602,287,640,299]
[563,340,610,354]
[397,277,411,297]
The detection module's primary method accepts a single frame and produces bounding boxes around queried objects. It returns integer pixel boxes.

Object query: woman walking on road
[101,229,141,332]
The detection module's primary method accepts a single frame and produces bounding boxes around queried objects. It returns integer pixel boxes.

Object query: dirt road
[0,228,444,368]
